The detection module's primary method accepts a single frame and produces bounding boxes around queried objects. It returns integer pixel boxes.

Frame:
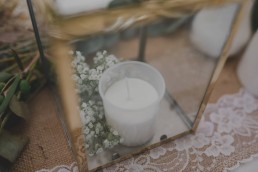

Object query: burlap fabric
[10,88,74,172]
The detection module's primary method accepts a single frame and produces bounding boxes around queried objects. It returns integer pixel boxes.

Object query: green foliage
[9,96,29,120]
[19,80,31,95]
[0,75,20,117]
[0,82,5,91]
[0,95,4,105]
[0,50,46,168]
[0,73,12,83]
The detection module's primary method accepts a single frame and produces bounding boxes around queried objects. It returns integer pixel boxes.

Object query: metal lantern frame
[27,0,248,171]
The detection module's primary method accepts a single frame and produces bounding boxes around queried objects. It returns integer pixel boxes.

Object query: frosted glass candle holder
[99,61,165,146]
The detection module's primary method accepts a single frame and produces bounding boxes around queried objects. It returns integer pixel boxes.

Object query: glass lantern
[28,0,248,171]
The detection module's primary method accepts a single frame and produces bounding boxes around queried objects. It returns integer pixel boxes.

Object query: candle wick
[125,77,131,101]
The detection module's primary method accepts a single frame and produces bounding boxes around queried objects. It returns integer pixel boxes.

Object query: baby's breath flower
[113,130,119,136]
[86,134,91,141]
[90,131,95,136]
[85,127,90,134]
[103,139,109,148]
[80,74,87,80]
[71,50,122,156]
[84,116,91,124]
[91,116,96,122]
[87,109,94,116]
[95,128,100,135]
[96,148,103,154]
[82,103,87,108]
[97,66,104,71]
[88,122,93,129]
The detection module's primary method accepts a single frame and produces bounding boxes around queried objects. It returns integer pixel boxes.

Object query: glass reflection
[71,16,222,170]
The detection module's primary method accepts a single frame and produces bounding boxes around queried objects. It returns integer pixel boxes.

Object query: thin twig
[3,56,31,73]
[24,51,39,73]
[0,40,37,54]
[11,49,24,72]
[25,53,40,81]
[0,54,29,63]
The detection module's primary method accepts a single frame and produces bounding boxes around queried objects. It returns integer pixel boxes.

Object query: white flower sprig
[71,50,122,156]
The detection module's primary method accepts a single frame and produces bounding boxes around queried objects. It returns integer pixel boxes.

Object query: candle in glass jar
[99,61,165,147]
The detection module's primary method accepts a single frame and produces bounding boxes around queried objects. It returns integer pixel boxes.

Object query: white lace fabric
[37,89,258,172]
[36,162,78,172]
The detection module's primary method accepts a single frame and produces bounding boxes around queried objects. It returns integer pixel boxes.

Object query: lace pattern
[37,89,258,172]
[36,162,79,172]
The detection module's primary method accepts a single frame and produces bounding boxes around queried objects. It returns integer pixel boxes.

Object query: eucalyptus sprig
[0,50,45,133]
[0,48,47,171]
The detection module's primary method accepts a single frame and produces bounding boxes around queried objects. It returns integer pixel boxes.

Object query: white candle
[105,78,159,110]
[99,61,165,146]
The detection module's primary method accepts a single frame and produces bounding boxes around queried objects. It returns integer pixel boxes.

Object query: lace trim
[37,89,258,172]
[223,152,258,172]
[36,162,78,172]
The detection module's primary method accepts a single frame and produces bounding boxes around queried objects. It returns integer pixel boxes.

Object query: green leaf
[0,73,12,83]
[0,113,10,133]
[19,80,31,95]
[0,83,5,91]
[0,75,20,116]
[0,96,3,105]
[0,130,28,163]
[24,72,47,101]
[9,96,28,120]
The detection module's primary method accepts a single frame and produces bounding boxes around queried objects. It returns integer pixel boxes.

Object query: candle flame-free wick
[125,77,132,101]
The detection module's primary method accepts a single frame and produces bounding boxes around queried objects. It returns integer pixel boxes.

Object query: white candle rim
[99,61,166,111]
